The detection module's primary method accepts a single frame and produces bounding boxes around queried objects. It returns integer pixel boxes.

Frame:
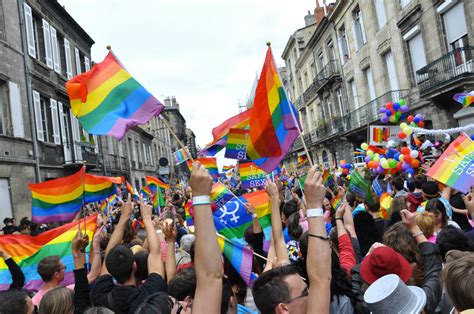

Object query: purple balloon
[365,156,372,163]
[400,105,409,113]
[381,116,389,123]
[377,167,385,174]
[415,114,423,119]
[402,162,411,170]
[379,108,387,113]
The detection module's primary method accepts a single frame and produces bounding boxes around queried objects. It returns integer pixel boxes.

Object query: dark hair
[345,191,356,208]
[282,200,298,220]
[422,182,439,199]
[221,277,234,314]
[134,251,149,284]
[133,292,171,313]
[436,226,474,262]
[123,220,137,244]
[330,252,355,305]
[83,307,115,314]
[425,199,449,227]
[168,267,197,301]
[37,256,61,282]
[176,208,186,221]
[299,232,308,260]
[353,211,381,256]
[414,175,426,189]
[287,212,303,240]
[366,202,379,214]
[0,289,30,314]
[392,177,405,192]
[105,244,134,284]
[189,241,195,263]
[252,265,298,314]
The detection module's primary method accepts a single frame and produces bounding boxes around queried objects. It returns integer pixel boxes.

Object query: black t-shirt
[2,225,19,234]
[449,192,472,232]
[91,273,168,314]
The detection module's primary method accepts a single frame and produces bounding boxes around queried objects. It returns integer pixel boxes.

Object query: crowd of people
[0,148,473,313]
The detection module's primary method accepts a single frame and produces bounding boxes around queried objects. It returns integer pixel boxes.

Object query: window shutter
[75,47,81,74]
[374,0,387,28]
[23,3,36,58]
[82,128,89,142]
[359,12,367,44]
[50,99,60,144]
[42,19,53,69]
[143,143,147,164]
[58,101,67,143]
[84,56,90,71]
[64,38,73,79]
[351,20,360,51]
[32,90,44,142]
[443,3,468,44]
[8,81,25,138]
[337,37,345,64]
[384,51,400,91]
[50,27,61,74]
[93,135,99,153]
[70,110,82,160]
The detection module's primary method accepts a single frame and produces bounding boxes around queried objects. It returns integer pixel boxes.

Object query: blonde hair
[415,212,435,238]
[39,286,74,314]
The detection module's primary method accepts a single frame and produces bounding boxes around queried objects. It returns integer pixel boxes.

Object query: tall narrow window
[374,0,387,29]
[404,27,427,78]
[64,38,73,79]
[42,19,53,68]
[50,26,61,73]
[364,67,376,102]
[338,25,350,64]
[349,80,361,126]
[336,88,344,115]
[352,7,367,51]
[384,51,399,91]
[400,0,411,8]
[440,2,469,65]
[74,47,81,74]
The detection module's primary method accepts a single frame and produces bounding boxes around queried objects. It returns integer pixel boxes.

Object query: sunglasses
[283,286,309,304]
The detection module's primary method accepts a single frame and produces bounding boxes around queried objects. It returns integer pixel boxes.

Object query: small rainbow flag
[331,196,342,211]
[84,173,123,203]
[174,147,191,164]
[211,182,234,209]
[29,167,85,224]
[146,176,169,190]
[239,162,266,189]
[453,91,474,107]
[99,200,108,213]
[426,133,474,193]
[222,165,235,172]
[217,234,257,287]
[126,181,139,200]
[204,109,252,150]
[224,129,249,160]
[372,127,390,143]
[184,200,194,227]
[187,158,219,179]
[65,52,164,139]
[140,186,152,196]
[379,192,392,220]
[0,214,97,291]
[322,169,336,189]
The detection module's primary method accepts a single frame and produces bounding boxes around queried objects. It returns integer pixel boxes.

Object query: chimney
[314,0,325,25]
[304,10,316,26]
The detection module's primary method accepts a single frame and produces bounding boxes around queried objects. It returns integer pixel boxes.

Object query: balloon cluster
[379,99,409,124]
[339,160,351,175]
[397,114,424,139]
[360,143,420,175]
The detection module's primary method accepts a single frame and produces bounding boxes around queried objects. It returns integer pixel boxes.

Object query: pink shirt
[32,284,74,306]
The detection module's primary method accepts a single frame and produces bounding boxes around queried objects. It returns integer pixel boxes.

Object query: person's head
[422,181,440,200]
[391,197,408,215]
[392,177,404,192]
[345,191,356,208]
[322,197,332,213]
[299,232,308,260]
[383,222,418,264]
[105,244,135,284]
[414,175,426,190]
[180,234,195,254]
[133,292,173,314]
[287,212,303,241]
[134,251,149,284]
[415,212,435,239]
[436,226,474,262]
[353,211,380,256]
[221,277,237,314]
[281,200,298,224]
[442,255,474,312]
[37,255,65,284]
[365,202,380,214]
[0,290,33,314]
[3,217,12,226]
[39,286,74,314]
[360,246,413,285]
[425,199,448,227]
[252,265,308,314]
[83,307,115,314]
[168,267,197,304]
[123,220,137,244]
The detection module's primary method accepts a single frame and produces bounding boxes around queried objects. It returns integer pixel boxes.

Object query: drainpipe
[17,0,41,182]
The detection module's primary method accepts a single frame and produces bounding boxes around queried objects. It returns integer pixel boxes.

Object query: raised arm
[0,249,24,290]
[163,220,177,283]
[141,199,164,278]
[265,176,289,265]
[191,162,223,313]
[87,216,104,283]
[72,231,91,314]
[304,166,331,314]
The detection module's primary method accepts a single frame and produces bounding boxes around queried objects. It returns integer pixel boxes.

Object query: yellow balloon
[399,155,404,162]
[361,143,369,150]
[400,122,408,130]
[403,126,413,135]
[373,155,380,162]
[367,150,374,156]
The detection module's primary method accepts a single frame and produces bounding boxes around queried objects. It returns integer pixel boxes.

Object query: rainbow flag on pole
[453,91,474,107]
[65,52,164,139]
[29,167,85,224]
[174,147,191,164]
[322,169,336,189]
[225,129,249,160]
[246,45,299,172]
[426,133,474,193]
[84,174,123,203]
[0,214,97,291]
[211,182,234,209]
[187,158,219,179]
[146,176,169,190]
[126,181,139,200]
[239,162,267,189]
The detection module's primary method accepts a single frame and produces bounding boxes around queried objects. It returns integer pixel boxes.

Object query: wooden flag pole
[160,116,195,162]
[217,179,247,208]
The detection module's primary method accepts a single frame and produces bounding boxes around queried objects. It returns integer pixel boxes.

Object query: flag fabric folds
[84,173,123,203]
[453,91,474,107]
[146,176,169,190]
[426,133,474,193]
[225,129,250,160]
[29,167,85,224]
[246,46,299,172]
[211,182,234,209]
[187,158,219,179]
[65,52,164,139]
[349,171,373,204]
[0,214,97,291]
[239,162,267,189]
[174,147,191,164]
[126,181,139,200]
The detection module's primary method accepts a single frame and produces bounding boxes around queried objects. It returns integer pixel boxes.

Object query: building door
[0,179,13,224]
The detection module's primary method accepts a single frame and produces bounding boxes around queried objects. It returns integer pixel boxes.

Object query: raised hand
[304,166,326,208]
[264,175,279,199]
[190,162,213,197]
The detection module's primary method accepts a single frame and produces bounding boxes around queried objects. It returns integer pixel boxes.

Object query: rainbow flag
[322,170,336,189]
[184,200,194,227]
[225,129,249,160]
[246,46,299,172]
[29,167,85,224]
[379,192,392,219]
[65,52,164,139]
[331,196,342,211]
[222,165,235,172]
[211,182,234,209]
[146,176,169,190]
[99,200,108,213]
[239,162,267,189]
[453,91,474,107]
[84,174,123,203]
[126,181,139,200]
[140,186,152,196]
[0,214,97,291]
[199,138,226,157]
[217,234,257,287]
[372,127,389,143]
[206,109,252,148]
[187,158,219,179]
[426,133,474,193]
[174,147,191,164]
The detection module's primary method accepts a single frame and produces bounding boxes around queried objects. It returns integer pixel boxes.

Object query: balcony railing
[314,60,340,92]
[303,80,318,105]
[294,96,304,111]
[416,46,473,96]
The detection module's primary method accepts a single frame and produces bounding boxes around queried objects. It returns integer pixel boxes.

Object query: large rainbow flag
[65,52,164,139]
[246,46,299,172]
[84,173,123,203]
[146,176,169,190]
[427,133,474,193]
[0,214,97,291]
[29,167,85,223]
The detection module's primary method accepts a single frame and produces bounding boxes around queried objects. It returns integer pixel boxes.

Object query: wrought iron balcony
[314,60,341,93]
[416,46,473,96]
[294,96,304,110]
[303,81,318,105]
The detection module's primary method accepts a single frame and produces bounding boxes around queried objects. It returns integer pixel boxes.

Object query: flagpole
[216,233,273,263]
[160,116,195,162]
[218,179,247,208]
[268,41,314,167]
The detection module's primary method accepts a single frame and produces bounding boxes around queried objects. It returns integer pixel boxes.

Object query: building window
[327,40,336,61]
[0,83,9,135]
[301,109,308,132]
[297,77,303,94]
[74,47,82,74]
[440,2,469,65]
[336,88,345,115]
[384,51,399,91]
[303,71,309,89]
[310,63,316,79]
[374,0,387,29]
[352,7,367,51]
[364,67,376,102]
[400,0,411,8]
[325,95,333,118]
[338,25,350,64]
[317,51,324,71]
[404,27,427,78]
